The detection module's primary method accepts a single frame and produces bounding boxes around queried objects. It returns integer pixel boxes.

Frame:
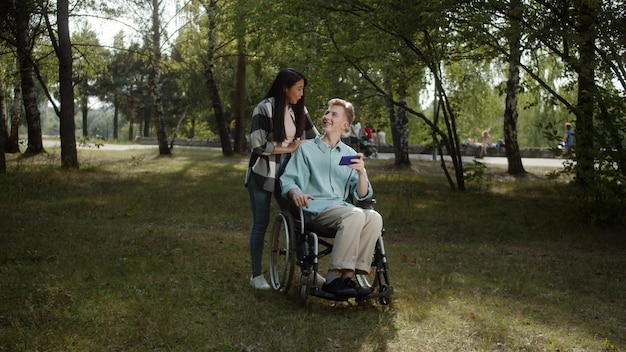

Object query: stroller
[359,136,378,158]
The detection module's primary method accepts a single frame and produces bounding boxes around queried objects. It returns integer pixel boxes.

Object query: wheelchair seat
[304,220,336,238]
[268,196,393,306]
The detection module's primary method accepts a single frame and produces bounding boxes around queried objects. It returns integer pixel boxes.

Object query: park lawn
[1,146,624,352]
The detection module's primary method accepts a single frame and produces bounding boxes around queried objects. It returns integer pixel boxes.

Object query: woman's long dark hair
[264,68,307,142]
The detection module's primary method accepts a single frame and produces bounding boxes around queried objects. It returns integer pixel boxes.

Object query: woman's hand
[290,139,306,152]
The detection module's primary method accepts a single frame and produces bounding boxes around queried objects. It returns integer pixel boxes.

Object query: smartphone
[339,155,356,165]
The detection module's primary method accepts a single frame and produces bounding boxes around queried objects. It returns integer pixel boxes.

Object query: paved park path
[43,140,567,169]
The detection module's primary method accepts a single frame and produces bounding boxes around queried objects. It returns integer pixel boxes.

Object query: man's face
[322,105,349,133]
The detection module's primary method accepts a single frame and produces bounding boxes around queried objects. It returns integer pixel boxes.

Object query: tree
[570,0,598,187]
[201,0,232,156]
[14,0,45,156]
[232,0,247,154]
[148,0,170,155]
[97,32,127,141]
[44,0,78,168]
[502,0,526,175]
[72,25,109,139]
[0,72,6,173]
[299,1,467,187]
[7,62,22,154]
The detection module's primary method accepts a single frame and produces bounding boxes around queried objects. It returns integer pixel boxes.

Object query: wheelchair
[268,199,393,306]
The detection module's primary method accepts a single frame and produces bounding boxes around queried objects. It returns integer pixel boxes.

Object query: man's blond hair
[328,98,355,124]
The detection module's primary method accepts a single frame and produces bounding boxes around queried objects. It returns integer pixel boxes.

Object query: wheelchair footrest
[307,285,393,302]
[356,285,394,302]
[308,287,351,301]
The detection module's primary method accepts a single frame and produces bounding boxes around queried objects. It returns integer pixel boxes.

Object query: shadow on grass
[1,151,624,351]
[1,152,399,351]
[370,167,625,350]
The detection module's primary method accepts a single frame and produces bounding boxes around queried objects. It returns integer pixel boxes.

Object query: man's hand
[288,189,315,208]
[348,153,366,174]
[349,153,370,198]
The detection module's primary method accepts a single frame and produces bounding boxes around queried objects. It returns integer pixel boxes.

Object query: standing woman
[246,68,319,290]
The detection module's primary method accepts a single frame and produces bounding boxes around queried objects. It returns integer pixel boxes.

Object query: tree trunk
[113,99,119,140]
[8,64,22,153]
[204,0,233,156]
[504,0,525,175]
[383,62,410,166]
[145,112,153,137]
[0,73,7,173]
[128,119,134,141]
[393,100,411,166]
[57,0,78,168]
[150,0,171,155]
[437,77,465,190]
[16,7,44,156]
[233,37,246,154]
[573,0,598,187]
[81,91,89,137]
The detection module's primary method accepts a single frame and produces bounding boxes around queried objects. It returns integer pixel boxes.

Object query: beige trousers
[314,205,383,273]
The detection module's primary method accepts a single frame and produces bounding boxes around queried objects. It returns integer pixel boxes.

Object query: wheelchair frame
[269,201,393,306]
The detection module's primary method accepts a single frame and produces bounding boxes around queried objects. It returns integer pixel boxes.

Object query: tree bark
[113,98,119,140]
[56,0,79,168]
[383,62,410,166]
[203,0,233,156]
[233,36,247,154]
[0,73,7,173]
[572,0,598,187]
[503,0,525,175]
[81,89,89,137]
[150,0,171,155]
[15,6,44,156]
[8,64,21,153]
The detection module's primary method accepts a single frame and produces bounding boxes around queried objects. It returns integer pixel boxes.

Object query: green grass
[1,147,624,352]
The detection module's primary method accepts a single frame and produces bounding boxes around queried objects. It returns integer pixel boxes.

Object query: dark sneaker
[322,278,357,298]
[344,278,371,297]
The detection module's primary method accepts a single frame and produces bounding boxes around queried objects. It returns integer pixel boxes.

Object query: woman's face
[284,79,305,105]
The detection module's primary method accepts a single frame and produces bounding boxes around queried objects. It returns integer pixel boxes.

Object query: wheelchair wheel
[269,212,295,292]
[378,286,391,305]
[299,274,311,306]
[356,235,393,305]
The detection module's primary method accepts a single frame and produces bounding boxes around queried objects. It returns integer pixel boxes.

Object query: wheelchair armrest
[356,198,376,209]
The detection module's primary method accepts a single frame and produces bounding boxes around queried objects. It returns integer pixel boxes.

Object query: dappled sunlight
[1,148,624,351]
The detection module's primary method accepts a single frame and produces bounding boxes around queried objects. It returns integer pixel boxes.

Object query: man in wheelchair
[280,98,383,298]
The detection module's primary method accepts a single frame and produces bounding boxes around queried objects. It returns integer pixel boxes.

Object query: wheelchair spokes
[269,212,295,292]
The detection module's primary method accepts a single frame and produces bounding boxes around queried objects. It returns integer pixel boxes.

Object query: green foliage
[579,176,626,225]
[463,159,489,190]
[76,135,105,149]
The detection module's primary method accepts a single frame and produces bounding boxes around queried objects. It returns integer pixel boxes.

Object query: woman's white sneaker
[250,275,271,290]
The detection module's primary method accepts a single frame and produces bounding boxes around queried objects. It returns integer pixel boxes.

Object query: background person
[280,98,382,298]
[562,122,575,155]
[377,129,386,146]
[246,68,319,290]
[481,130,492,157]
